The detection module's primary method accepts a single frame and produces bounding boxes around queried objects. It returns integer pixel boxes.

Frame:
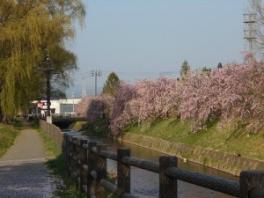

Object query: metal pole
[95,71,97,96]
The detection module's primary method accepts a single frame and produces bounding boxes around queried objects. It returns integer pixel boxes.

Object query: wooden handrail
[59,130,264,198]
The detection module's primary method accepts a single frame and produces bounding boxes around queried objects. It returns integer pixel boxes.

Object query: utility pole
[81,76,87,98]
[244,12,257,56]
[90,69,102,96]
[72,92,75,116]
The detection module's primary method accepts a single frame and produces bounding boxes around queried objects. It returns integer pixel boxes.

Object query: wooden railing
[63,132,264,198]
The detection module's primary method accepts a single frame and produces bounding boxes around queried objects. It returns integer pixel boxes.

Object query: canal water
[84,136,237,198]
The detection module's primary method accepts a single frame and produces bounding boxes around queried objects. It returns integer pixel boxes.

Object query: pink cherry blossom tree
[78,58,264,135]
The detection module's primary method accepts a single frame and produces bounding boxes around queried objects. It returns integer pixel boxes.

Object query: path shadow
[0,162,55,198]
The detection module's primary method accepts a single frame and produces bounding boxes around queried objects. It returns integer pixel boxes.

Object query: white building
[33,98,81,117]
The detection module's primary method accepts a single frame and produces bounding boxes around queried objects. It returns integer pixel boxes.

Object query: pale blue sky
[68,0,248,97]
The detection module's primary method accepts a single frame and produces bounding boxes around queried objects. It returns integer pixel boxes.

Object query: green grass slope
[0,124,19,157]
[124,118,264,160]
[38,127,85,198]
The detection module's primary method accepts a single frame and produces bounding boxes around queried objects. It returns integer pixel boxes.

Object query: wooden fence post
[62,133,67,158]
[87,142,97,197]
[63,134,70,175]
[117,148,131,196]
[240,171,264,198]
[79,138,88,192]
[72,137,79,185]
[67,135,73,176]
[71,137,80,189]
[95,145,107,198]
[159,156,178,198]
[68,136,75,177]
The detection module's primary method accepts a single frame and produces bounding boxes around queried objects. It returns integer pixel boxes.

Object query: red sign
[37,102,44,109]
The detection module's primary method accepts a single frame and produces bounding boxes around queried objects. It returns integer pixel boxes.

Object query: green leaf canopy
[0,0,85,119]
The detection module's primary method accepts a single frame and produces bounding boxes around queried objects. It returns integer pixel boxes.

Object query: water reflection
[105,141,237,198]
[75,135,237,197]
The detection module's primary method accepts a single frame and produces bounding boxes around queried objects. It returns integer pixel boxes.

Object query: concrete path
[0,129,56,198]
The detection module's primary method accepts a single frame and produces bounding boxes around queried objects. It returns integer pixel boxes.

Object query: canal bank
[44,120,241,197]
[109,138,237,198]
[70,119,264,176]
[118,133,264,176]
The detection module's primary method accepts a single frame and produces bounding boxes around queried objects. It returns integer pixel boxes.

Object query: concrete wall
[39,120,63,152]
[119,133,264,176]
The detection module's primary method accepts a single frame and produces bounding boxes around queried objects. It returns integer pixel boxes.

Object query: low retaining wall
[39,120,63,152]
[119,133,264,176]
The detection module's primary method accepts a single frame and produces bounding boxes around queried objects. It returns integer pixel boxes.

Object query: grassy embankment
[38,128,85,198]
[124,118,264,161]
[0,124,19,158]
[70,118,264,161]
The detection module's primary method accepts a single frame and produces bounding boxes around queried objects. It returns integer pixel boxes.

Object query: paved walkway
[0,129,56,198]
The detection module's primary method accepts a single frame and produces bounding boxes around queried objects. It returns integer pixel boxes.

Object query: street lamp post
[45,50,52,117]
[39,49,59,122]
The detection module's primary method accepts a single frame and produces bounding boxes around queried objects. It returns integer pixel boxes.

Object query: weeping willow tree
[0,0,85,120]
